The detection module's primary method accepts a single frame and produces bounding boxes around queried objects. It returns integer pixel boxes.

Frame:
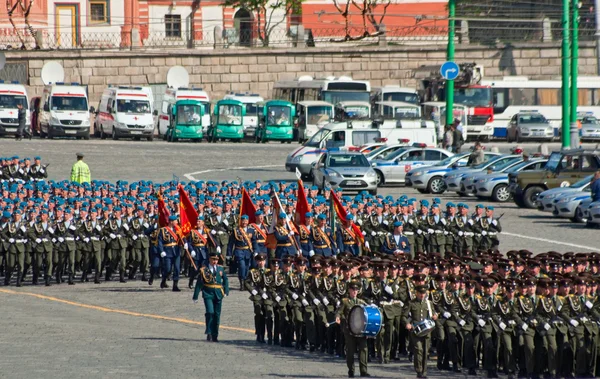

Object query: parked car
[311,151,378,194]
[506,111,554,142]
[552,190,592,221]
[460,157,524,196]
[586,201,600,227]
[580,115,600,142]
[443,155,522,196]
[534,175,593,212]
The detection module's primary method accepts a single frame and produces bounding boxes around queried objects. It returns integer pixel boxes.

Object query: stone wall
[5,42,598,105]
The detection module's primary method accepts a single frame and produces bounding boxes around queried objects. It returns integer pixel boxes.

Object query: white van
[157,87,211,137]
[285,118,437,178]
[0,81,30,137]
[223,92,264,137]
[39,83,91,139]
[296,100,334,143]
[95,86,154,140]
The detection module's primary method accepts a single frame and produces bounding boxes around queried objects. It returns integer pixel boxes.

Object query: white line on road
[503,232,599,251]
[184,164,282,181]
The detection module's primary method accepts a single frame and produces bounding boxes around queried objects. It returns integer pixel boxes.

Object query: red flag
[266,190,298,249]
[295,179,310,227]
[157,192,170,227]
[239,187,257,224]
[177,184,198,237]
[329,189,364,245]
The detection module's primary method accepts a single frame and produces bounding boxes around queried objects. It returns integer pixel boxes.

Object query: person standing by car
[467,142,484,166]
[443,125,454,151]
[591,170,600,202]
[15,102,31,141]
[452,121,464,153]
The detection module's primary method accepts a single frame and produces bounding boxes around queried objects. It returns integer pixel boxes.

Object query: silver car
[372,146,454,186]
[365,142,410,162]
[471,159,548,202]
[586,201,600,226]
[552,190,592,220]
[461,157,524,195]
[443,155,522,195]
[506,112,554,142]
[311,151,378,194]
[535,175,593,212]
[580,116,600,142]
[405,152,500,194]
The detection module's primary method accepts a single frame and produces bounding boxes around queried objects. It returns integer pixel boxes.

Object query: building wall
[8,42,597,105]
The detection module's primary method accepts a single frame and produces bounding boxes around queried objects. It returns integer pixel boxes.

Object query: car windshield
[545,152,563,172]
[117,99,151,114]
[176,104,202,126]
[492,157,522,172]
[395,107,420,119]
[327,154,370,167]
[505,160,542,174]
[0,94,27,109]
[51,96,88,111]
[472,155,506,170]
[307,106,332,125]
[305,128,329,147]
[571,174,594,188]
[266,105,292,126]
[340,106,369,119]
[434,153,468,166]
[366,145,393,158]
[382,148,410,161]
[519,114,548,123]
[582,117,599,125]
[217,104,243,126]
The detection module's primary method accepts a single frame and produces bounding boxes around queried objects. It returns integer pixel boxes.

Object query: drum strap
[426,299,433,318]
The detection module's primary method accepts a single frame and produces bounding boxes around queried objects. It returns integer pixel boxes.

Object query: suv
[510,149,600,208]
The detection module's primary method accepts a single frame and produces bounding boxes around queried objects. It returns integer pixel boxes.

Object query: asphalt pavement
[1,138,599,378]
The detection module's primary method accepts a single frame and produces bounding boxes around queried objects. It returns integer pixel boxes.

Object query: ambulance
[96,85,154,141]
[0,81,30,137]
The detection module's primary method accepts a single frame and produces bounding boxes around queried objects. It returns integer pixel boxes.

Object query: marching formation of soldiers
[244,249,600,379]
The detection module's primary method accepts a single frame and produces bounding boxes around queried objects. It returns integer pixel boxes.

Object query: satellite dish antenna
[41,61,65,85]
[0,52,6,71]
[167,66,189,90]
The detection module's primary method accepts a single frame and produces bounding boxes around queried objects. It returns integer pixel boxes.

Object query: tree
[223,0,304,47]
[330,0,391,42]
[5,0,39,49]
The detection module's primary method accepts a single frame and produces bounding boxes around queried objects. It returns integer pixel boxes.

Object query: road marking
[184,164,281,181]
[503,232,599,250]
[0,288,255,334]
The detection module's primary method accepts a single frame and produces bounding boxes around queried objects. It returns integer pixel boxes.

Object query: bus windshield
[322,91,370,104]
[0,94,27,109]
[51,96,88,111]
[307,106,332,125]
[217,104,243,126]
[454,87,492,107]
[382,92,419,104]
[117,99,151,114]
[267,106,292,126]
[395,107,420,119]
[176,104,202,126]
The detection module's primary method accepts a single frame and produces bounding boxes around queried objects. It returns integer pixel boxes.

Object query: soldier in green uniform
[431,274,460,371]
[404,284,438,378]
[514,277,538,379]
[128,206,150,281]
[455,204,474,255]
[104,207,129,283]
[494,280,519,379]
[335,281,370,378]
[398,201,417,258]
[427,204,447,256]
[444,203,459,254]
[415,200,430,254]
[473,278,499,378]
[193,251,230,342]
[364,204,389,254]
[535,279,560,378]
[78,207,104,283]
[27,209,55,286]
[245,253,268,343]
[55,208,78,285]
[2,209,27,286]
[288,256,310,349]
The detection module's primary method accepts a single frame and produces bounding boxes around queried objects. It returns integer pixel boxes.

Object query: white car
[371,145,453,186]
[535,175,593,212]
[443,155,522,195]
[364,142,411,162]
[471,159,548,202]
[552,191,592,221]
[586,201,600,227]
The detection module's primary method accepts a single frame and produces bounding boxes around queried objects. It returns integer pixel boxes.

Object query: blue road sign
[440,61,460,80]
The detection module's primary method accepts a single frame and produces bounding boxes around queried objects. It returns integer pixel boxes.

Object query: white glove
[408,219,414,224]
[362,231,366,236]
[52,238,56,243]
[289,231,294,236]
[499,322,507,330]
[481,230,487,236]
[492,220,497,226]
[184,243,188,250]
[191,251,196,258]
[96,225,101,231]
[58,237,64,243]
[371,231,376,236]
[123,224,129,231]
[223,219,229,226]
[313,298,321,306]
[292,293,299,300]
[443,311,451,319]
[365,241,370,250]
[48,227,54,234]
[69,225,76,231]
[84,238,90,243]
[262,293,268,300]
[544,323,551,331]
[35,238,42,243]
[586,301,593,309]
[570,319,579,327]
[160,252,167,258]
[383,220,389,225]
[357,219,363,225]
[302,299,309,306]
[322,298,329,306]
[40,168,45,174]
[522,323,528,331]
[417,229,422,235]
[385,285,393,295]
[143,222,149,228]
[9,238,15,243]
[458,231,464,236]
[468,219,474,225]
[216,246,222,254]
[252,290,258,296]
[211,229,217,235]
[21,225,27,232]
[110,233,116,239]
[427,228,434,234]
[478,319,486,327]
[193,299,198,304]
[275,296,281,302]
[309,250,315,257]
[296,250,301,256]
[459,319,466,327]
[132,235,138,240]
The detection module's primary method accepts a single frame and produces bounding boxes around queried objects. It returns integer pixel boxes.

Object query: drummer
[403,284,438,379]
[335,281,370,378]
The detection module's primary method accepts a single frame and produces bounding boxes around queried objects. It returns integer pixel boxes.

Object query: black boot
[172,280,181,292]
[119,270,127,283]
[149,272,155,286]
[81,272,87,282]
[188,277,194,289]
[141,272,147,281]
[160,278,168,289]
[45,275,51,287]
[32,270,39,285]
[16,271,22,287]
[105,268,112,281]
[239,279,244,291]
[68,273,75,285]
[94,270,101,284]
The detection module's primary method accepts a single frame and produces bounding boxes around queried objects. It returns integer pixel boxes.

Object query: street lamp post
[570,0,580,148]
[445,0,456,128]
[561,0,571,149]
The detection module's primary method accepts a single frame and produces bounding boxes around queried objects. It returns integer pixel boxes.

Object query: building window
[89,0,110,24]
[165,14,182,38]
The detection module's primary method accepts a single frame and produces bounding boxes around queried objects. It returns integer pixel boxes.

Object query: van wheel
[40,129,47,139]
[112,129,118,140]
[172,136,178,142]
[47,130,54,139]
[83,131,90,141]
[100,127,107,140]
